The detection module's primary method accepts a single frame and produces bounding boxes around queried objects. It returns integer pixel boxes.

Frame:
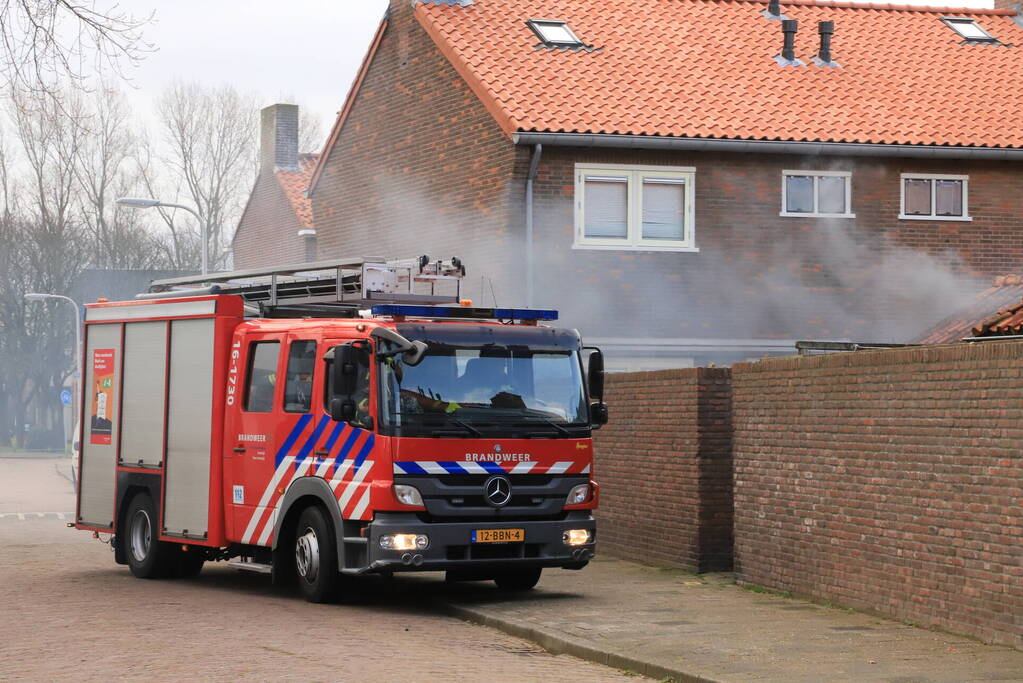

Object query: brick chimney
[993,0,1020,10]
[260,103,299,173]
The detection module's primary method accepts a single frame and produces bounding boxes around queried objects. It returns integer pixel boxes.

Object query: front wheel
[124,493,176,579]
[494,567,542,591]
[294,506,339,603]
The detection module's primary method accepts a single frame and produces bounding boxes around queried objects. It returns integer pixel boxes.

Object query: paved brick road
[0,459,632,682]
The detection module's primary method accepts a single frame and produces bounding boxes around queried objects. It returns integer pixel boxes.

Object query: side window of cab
[283,340,317,413]
[324,341,373,429]
[243,341,280,413]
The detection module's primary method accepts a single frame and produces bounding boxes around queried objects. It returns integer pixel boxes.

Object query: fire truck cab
[74,257,606,602]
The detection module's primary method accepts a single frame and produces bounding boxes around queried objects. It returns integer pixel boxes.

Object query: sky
[121,0,389,148]
[119,0,993,152]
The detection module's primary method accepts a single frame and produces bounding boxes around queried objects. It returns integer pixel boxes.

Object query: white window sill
[779,212,856,219]
[898,214,973,222]
[572,243,700,253]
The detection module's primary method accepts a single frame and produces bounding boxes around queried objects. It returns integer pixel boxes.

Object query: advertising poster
[89,348,116,445]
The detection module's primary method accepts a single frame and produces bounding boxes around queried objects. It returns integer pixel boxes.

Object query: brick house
[232,104,318,269]
[307,0,1023,369]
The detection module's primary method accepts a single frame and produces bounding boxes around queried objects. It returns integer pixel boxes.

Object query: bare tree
[0,88,88,447]
[299,107,324,155]
[73,85,168,269]
[0,1,152,96]
[149,82,260,271]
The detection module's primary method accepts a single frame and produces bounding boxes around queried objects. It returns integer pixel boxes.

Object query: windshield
[379,343,589,438]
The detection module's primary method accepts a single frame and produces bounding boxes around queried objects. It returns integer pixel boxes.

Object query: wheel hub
[295,527,320,582]
[129,509,151,563]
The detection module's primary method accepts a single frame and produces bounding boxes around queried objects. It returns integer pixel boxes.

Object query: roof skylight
[942,18,997,42]
[527,19,583,47]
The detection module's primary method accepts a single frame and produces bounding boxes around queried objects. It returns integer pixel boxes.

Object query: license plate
[472,528,524,543]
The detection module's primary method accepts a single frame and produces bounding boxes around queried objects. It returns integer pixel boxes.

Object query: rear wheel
[294,506,339,603]
[124,493,176,579]
[494,567,542,591]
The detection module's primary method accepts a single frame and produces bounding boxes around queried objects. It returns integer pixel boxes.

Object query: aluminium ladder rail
[143,256,466,316]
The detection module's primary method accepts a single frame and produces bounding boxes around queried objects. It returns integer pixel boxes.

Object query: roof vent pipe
[817,21,834,62]
[812,21,840,67]
[781,20,798,61]
[762,0,788,20]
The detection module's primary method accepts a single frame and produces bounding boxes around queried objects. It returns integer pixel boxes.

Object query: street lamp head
[116,197,161,209]
[25,293,51,301]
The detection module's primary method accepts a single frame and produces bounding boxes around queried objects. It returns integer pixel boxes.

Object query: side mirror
[329,396,355,423]
[371,327,429,366]
[328,342,368,424]
[586,348,605,401]
[590,402,608,427]
[332,344,358,396]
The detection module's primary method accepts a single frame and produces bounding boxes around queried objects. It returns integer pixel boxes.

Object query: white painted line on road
[0,511,74,522]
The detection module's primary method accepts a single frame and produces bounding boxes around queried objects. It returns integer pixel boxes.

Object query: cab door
[225,332,327,545]
[319,337,379,521]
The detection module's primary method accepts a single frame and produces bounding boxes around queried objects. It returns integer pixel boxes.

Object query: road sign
[60,390,72,406]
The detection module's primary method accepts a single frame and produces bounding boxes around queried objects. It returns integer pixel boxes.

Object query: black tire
[294,506,339,603]
[124,492,177,579]
[494,567,542,591]
[174,546,205,578]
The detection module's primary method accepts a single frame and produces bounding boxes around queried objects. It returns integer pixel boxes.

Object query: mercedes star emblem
[483,475,512,508]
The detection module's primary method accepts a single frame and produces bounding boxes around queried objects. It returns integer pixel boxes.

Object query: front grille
[446,543,544,561]
[402,474,554,487]
[395,473,588,522]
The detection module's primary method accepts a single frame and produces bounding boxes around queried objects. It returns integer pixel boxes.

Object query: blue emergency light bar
[370,304,558,321]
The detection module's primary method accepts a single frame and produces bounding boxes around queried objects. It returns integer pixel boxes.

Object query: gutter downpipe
[511,132,1023,161]
[525,143,542,308]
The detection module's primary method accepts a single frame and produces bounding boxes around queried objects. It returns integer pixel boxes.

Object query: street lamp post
[116,197,207,277]
[25,293,82,455]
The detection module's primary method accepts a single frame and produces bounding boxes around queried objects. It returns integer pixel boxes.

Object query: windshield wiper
[523,416,571,436]
[416,414,482,437]
[446,416,481,437]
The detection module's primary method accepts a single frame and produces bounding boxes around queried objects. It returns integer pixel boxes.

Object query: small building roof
[913,276,1023,344]
[276,153,318,229]
[413,0,1023,148]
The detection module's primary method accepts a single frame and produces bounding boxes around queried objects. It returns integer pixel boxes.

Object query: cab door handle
[314,449,329,456]
[233,447,246,453]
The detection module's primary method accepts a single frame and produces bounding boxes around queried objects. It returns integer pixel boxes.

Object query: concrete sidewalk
[431,557,1023,682]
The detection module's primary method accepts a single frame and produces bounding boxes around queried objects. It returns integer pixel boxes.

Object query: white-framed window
[780,170,854,218]
[526,19,584,47]
[941,17,997,42]
[574,164,697,252]
[899,174,971,221]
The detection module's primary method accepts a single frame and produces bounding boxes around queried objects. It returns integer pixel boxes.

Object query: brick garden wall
[592,368,733,572]
[732,342,1023,647]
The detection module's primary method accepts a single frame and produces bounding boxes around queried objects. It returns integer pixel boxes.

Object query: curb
[439,601,718,683]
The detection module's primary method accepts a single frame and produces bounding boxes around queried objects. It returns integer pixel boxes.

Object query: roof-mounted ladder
[141,255,466,318]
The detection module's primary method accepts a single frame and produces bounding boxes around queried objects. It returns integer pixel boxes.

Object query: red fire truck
[74,257,606,602]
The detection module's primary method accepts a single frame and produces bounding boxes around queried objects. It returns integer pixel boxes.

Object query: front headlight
[563,529,592,546]
[380,534,429,551]
[565,483,591,505]
[393,484,424,507]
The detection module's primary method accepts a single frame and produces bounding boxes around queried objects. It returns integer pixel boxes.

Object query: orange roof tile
[276,153,318,229]
[415,0,1023,148]
[912,275,1023,343]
